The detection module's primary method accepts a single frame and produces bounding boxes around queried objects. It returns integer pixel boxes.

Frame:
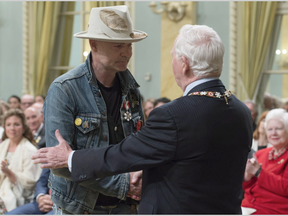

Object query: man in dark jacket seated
[5,169,53,215]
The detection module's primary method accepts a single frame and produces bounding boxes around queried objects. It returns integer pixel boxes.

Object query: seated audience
[143,98,155,121]
[0,109,41,214]
[241,108,288,214]
[0,100,10,115]
[251,111,271,152]
[5,169,53,215]
[154,97,171,108]
[31,103,44,123]
[244,100,258,132]
[283,101,288,112]
[20,94,34,111]
[35,95,45,104]
[8,95,21,109]
[24,107,46,149]
[0,101,10,143]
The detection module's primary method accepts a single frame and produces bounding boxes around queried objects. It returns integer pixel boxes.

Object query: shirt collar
[183,77,220,96]
[35,123,43,136]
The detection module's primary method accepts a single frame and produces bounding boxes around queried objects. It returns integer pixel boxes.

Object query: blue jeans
[53,204,137,215]
[5,201,54,215]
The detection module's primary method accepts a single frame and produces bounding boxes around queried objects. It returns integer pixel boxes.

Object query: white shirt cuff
[36,193,46,203]
[68,151,75,172]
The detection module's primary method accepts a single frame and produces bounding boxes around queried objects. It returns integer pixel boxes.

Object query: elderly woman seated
[241,108,288,214]
[0,109,41,214]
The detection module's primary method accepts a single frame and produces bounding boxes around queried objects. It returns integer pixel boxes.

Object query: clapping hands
[244,154,262,182]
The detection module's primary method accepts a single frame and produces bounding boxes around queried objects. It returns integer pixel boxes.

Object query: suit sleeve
[34,168,50,198]
[72,106,178,182]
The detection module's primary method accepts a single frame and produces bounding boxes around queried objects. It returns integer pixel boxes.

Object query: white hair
[175,25,225,77]
[265,108,288,133]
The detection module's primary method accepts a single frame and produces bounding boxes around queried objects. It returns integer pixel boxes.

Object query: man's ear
[181,56,189,75]
[89,40,97,52]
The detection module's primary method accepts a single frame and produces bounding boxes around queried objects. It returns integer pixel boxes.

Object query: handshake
[31,129,142,200]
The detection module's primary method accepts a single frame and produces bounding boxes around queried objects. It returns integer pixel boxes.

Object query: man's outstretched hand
[31,129,72,169]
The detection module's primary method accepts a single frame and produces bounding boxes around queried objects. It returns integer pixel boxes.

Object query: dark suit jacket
[35,125,46,149]
[6,169,51,215]
[72,79,253,214]
[35,168,50,199]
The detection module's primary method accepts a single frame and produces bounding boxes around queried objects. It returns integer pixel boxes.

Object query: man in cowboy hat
[41,5,147,214]
[33,25,252,213]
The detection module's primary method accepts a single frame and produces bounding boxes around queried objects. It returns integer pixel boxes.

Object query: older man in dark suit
[5,169,53,215]
[24,106,46,149]
[33,24,252,214]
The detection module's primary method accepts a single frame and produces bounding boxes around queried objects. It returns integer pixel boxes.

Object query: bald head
[31,102,44,123]
[21,94,34,111]
[24,106,42,132]
[244,100,258,123]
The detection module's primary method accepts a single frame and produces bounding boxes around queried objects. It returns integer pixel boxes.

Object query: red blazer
[242,147,288,214]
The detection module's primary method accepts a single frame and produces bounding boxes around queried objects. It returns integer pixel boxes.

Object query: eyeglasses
[21,102,33,106]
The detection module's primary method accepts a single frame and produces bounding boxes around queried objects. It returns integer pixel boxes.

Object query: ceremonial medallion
[123,100,132,121]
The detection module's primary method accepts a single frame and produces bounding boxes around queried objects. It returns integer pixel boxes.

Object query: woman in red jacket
[241,108,288,214]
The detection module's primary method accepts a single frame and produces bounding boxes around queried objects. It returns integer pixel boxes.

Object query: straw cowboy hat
[74,5,147,43]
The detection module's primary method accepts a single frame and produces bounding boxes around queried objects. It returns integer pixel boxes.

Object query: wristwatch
[255,167,261,178]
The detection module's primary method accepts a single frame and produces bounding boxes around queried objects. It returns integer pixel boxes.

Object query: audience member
[0,101,10,143]
[8,95,21,109]
[35,95,45,104]
[283,101,288,112]
[241,108,288,214]
[33,24,253,214]
[143,98,155,121]
[5,169,53,215]
[20,94,34,111]
[24,107,46,149]
[154,97,171,108]
[32,103,44,123]
[251,111,272,152]
[244,100,258,132]
[33,5,147,215]
[0,109,41,213]
[0,100,10,115]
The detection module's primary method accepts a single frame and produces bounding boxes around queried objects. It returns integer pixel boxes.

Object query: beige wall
[160,2,196,100]
[282,16,288,98]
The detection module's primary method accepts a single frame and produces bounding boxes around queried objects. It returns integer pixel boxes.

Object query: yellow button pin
[75,118,82,126]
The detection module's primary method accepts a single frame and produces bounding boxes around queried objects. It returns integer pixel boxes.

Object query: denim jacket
[43,53,144,214]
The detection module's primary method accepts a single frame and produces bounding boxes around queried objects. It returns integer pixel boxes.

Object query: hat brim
[74,29,147,43]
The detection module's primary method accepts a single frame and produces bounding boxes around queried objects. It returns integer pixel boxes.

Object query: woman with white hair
[241,108,288,214]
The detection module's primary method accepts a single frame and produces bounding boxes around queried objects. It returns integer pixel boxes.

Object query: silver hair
[243,99,256,106]
[175,25,225,77]
[25,106,42,117]
[265,108,288,133]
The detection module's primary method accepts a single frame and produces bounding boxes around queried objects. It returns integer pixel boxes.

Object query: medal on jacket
[123,100,132,121]
[136,119,143,131]
[131,94,139,108]
[35,136,41,144]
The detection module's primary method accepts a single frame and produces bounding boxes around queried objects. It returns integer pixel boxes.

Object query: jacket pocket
[74,114,101,149]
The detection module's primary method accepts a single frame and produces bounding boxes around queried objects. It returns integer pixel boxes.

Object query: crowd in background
[0,92,288,214]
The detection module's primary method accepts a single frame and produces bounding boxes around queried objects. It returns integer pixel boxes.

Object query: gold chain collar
[188,90,232,105]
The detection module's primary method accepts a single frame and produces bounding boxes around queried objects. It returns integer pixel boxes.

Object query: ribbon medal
[123,100,132,121]
[136,119,143,131]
